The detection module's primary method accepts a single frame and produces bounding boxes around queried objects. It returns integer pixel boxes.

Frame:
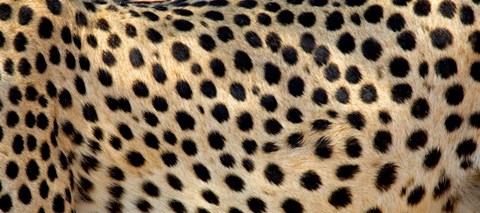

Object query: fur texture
[0,0,479,212]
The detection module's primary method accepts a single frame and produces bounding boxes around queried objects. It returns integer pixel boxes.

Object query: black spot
[315,137,332,159]
[345,66,362,84]
[397,30,416,50]
[282,198,304,213]
[8,86,22,105]
[14,33,28,52]
[142,181,160,197]
[176,111,195,130]
[287,132,303,148]
[129,48,145,68]
[109,166,125,181]
[406,130,428,151]
[264,163,284,185]
[376,163,397,191]
[151,64,167,84]
[97,69,113,86]
[346,112,365,130]
[444,84,464,105]
[325,11,344,31]
[469,31,480,53]
[132,81,149,98]
[211,104,229,123]
[328,187,352,208]
[407,186,425,205]
[257,13,272,26]
[391,83,412,103]
[199,34,216,51]
[300,33,316,53]
[336,164,359,180]
[277,10,294,25]
[118,123,133,140]
[262,142,279,153]
[266,32,282,52]
[172,42,190,62]
[167,200,188,213]
[144,132,160,149]
[18,185,32,204]
[311,119,331,131]
[264,119,283,135]
[210,58,226,77]
[242,139,258,155]
[364,5,383,23]
[456,138,477,157]
[0,3,12,20]
[411,98,429,119]
[245,31,262,48]
[282,46,298,65]
[423,148,441,169]
[298,12,316,27]
[389,57,410,78]
[324,64,340,82]
[310,0,328,6]
[146,28,162,43]
[58,89,72,108]
[247,197,266,213]
[102,51,116,67]
[337,32,355,54]
[263,63,281,85]
[143,11,159,21]
[300,171,321,190]
[433,177,451,198]
[0,194,12,212]
[75,11,88,26]
[430,28,453,49]
[265,2,280,11]
[413,0,431,16]
[234,14,251,27]
[173,19,194,31]
[469,112,480,129]
[217,26,234,42]
[335,87,349,104]
[202,190,219,205]
[444,114,462,132]
[167,174,183,190]
[345,0,367,6]
[312,87,328,106]
[204,10,224,21]
[361,38,382,61]
[438,0,456,18]
[373,130,393,153]
[200,80,217,98]
[366,208,383,213]
[350,13,361,25]
[18,6,33,25]
[360,84,378,103]
[460,6,474,25]
[387,13,405,32]
[419,61,429,77]
[288,76,305,97]
[46,0,62,15]
[234,51,253,72]
[230,83,246,101]
[345,138,362,158]
[208,131,225,150]
[176,80,193,99]
[82,104,98,122]
[260,95,277,112]
[225,174,245,192]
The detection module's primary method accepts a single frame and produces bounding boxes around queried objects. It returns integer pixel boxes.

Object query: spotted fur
[0,0,480,212]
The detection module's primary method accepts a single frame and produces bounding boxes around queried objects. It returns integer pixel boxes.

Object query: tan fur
[0,0,479,212]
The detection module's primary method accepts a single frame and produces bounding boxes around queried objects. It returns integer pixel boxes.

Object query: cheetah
[0,0,479,212]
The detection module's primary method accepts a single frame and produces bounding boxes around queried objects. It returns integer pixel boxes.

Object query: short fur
[0,0,479,212]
